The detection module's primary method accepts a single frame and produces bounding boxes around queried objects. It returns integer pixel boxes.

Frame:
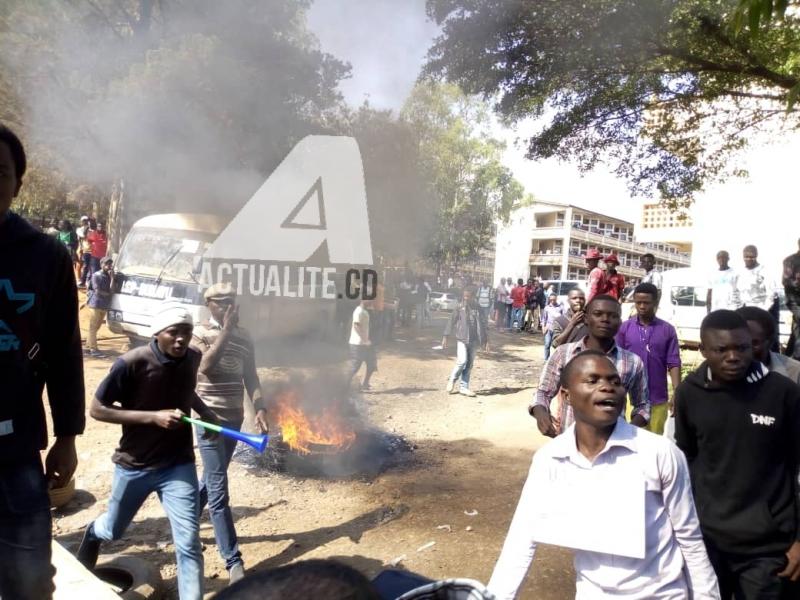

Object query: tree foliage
[0,0,350,222]
[400,82,527,272]
[425,0,800,207]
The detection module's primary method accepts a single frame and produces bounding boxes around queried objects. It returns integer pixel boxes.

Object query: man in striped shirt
[529,294,650,436]
[191,283,269,584]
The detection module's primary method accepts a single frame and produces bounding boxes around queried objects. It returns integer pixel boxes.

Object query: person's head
[517,278,524,286]
[150,305,194,358]
[57,219,68,231]
[567,288,586,313]
[736,306,775,364]
[80,215,89,226]
[96,221,104,232]
[604,254,619,271]
[560,350,624,428]
[716,250,730,269]
[527,278,533,286]
[585,248,601,268]
[101,257,113,273]
[632,283,659,321]
[0,124,26,214]
[548,292,558,305]
[462,286,475,304]
[204,282,236,323]
[743,245,758,269]
[699,310,753,383]
[640,253,655,272]
[213,559,381,600]
[584,295,622,340]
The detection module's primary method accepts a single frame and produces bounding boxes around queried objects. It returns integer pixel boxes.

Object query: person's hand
[223,304,239,331]
[569,310,584,325]
[631,414,647,428]
[442,337,448,350]
[254,409,270,435]
[152,408,185,430]
[778,541,800,581]
[45,436,78,489]
[668,398,675,416]
[531,406,557,438]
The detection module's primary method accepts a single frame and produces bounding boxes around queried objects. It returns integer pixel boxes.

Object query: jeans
[511,307,525,330]
[348,344,377,384]
[196,422,243,570]
[504,304,513,329]
[705,537,799,599]
[0,460,54,600]
[449,341,476,390]
[80,252,93,285]
[93,462,203,600]
[543,329,554,359]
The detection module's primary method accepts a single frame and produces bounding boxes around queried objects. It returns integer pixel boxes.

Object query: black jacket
[0,213,85,464]
[675,362,800,555]
[444,303,487,347]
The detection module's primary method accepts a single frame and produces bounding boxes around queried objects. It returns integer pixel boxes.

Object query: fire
[272,389,357,455]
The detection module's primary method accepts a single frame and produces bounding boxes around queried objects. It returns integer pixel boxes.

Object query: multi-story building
[494,200,691,286]
[637,202,694,255]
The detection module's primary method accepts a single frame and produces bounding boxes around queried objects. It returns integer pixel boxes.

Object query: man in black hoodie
[675,310,800,599]
[0,123,85,599]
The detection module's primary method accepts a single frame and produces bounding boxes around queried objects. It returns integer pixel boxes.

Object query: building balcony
[568,226,690,265]
[529,253,564,266]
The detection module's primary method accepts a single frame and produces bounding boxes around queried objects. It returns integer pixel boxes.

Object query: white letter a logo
[205,136,373,264]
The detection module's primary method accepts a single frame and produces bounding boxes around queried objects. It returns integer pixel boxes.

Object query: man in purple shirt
[616,282,681,435]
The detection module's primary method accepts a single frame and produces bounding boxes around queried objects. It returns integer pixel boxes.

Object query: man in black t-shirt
[77,304,218,600]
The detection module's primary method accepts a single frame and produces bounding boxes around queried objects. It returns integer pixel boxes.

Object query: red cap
[604,253,619,264]
[585,248,601,260]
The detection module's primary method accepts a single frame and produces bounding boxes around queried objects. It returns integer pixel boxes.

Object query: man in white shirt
[489,350,719,600]
[706,250,741,313]
[736,244,778,311]
[347,299,376,390]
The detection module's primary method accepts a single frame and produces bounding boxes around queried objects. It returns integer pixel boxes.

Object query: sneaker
[459,388,477,397]
[445,380,455,393]
[228,563,245,585]
[77,522,102,570]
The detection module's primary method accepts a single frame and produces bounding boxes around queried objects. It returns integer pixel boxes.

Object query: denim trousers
[449,341,476,390]
[195,423,243,570]
[511,307,525,330]
[0,459,54,600]
[543,330,554,359]
[93,462,203,600]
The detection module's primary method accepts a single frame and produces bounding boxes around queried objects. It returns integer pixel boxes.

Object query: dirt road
[53,304,575,599]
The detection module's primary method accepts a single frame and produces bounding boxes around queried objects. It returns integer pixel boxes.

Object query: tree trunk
[107,179,125,255]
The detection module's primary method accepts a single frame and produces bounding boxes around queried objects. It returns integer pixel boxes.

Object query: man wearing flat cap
[190,283,268,584]
[78,303,219,600]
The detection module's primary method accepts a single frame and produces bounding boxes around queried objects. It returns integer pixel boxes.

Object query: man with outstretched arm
[77,304,219,600]
[490,351,719,599]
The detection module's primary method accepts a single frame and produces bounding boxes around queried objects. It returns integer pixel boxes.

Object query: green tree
[400,82,526,274]
[425,0,800,207]
[0,0,350,234]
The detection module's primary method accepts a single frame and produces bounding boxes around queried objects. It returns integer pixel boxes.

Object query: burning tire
[93,554,163,600]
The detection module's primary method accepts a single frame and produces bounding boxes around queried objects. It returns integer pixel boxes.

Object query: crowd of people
[5,112,800,600]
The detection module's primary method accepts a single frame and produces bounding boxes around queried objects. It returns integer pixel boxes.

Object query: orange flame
[273,389,356,455]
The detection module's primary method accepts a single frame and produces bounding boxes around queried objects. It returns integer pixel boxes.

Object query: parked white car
[657,267,791,348]
[428,291,459,311]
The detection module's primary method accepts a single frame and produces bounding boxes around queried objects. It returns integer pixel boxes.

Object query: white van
[658,267,791,348]
[107,213,336,345]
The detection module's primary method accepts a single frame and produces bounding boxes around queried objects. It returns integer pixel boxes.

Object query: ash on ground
[233,428,414,480]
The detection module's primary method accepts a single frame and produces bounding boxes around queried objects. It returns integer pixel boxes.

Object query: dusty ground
[53,298,581,599]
